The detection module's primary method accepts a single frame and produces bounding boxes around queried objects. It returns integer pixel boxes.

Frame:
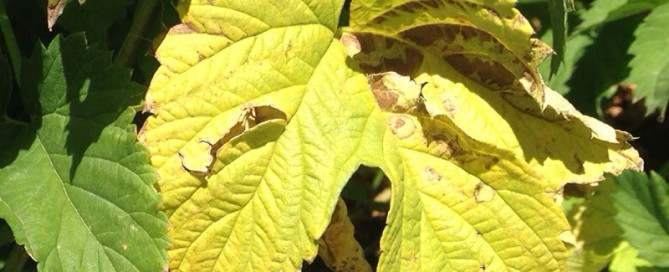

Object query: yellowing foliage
[140,0,642,271]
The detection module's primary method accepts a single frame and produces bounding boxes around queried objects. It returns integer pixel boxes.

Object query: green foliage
[626,2,669,119]
[54,0,134,47]
[142,0,640,270]
[568,171,669,271]
[0,34,169,271]
[525,0,669,118]
[547,0,572,75]
[577,0,664,31]
[563,16,640,116]
[518,1,669,270]
[609,171,669,266]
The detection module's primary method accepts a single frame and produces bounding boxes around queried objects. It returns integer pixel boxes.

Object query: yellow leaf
[140,0,642,271]
[318,199,372,272]
[140,0,380,270]
[341,0,642,270]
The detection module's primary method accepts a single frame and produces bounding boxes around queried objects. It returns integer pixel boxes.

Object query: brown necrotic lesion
[346,32,424,76]
[179,104,288,176]
[399,23,525,91]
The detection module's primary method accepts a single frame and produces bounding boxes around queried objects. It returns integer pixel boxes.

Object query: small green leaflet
[547,0,574,76]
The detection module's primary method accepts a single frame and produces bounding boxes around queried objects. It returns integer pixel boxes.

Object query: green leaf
[567,170,669,271]
[564,14,641,116]
[55,0,134,47]
[142,0,642,270]
[626,2,669,119]
[577,0,628,30]
[566,188,623,272]
[539,31,595,95]
[609,242,658,272]
[577,0,664,31]
[0,34,168,272]
[607,171,669,266]
[547,0,570,75]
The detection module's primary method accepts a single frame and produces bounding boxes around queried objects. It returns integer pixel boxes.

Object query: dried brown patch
[387,115,415,139]
[423,167,442,182]
[443,55,516,90]
[367,74,400,111]
[340,33,362,57]
[474,182,495,203]
[351,32,423,76]
[168,23,198,35]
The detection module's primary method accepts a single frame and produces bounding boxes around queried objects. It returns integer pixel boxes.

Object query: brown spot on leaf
[423,167,442,182]
[349,32,423,76]
[388,115,415,139]
[368,74,400,111]
[396,1,424,13]
[400,24,495,47]
[474,182,495,203]
[448,137,467,157]
[392,117,405,129]
[168,23,198,35]
[420,0,442,8]
[442,96,457,117]
[181,104,288,176]
[425,132,464,159]
[428,138,452,158]
[484,157,499,170]
[443,55,516,90]
[340,33,361,57]
[485,8,500,18]
[371,10,396,24]
[283,40,293,56]
[366,72,425,113]
[400,24,457,46]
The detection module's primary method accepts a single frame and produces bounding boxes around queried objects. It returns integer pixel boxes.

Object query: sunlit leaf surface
[626,2,669,118]
[141,0,642,270]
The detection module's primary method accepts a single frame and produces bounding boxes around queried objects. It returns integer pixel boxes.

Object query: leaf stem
[0,0,22,85]
[114,0,161,67]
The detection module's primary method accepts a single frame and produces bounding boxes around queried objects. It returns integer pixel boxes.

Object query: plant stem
[114,0,161,67]
[0,0,22,85]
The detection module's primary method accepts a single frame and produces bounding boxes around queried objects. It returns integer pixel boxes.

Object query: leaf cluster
[517,0,669,270]
[0,1,662,272]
